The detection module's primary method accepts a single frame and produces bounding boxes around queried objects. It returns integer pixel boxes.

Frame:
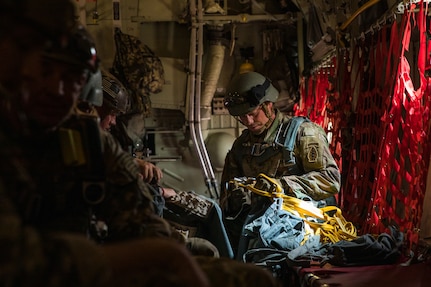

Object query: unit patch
[307,143,319,163]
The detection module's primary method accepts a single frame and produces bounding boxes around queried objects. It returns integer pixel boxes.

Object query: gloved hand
[253,174,285,194]
[226,186,251,216]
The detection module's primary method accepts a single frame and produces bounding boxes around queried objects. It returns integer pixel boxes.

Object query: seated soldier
[221,71,340,259]
[98,69,234,259]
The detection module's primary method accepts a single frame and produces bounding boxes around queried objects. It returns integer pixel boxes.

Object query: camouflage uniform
[94,127,176,242]
[6,109,175,244]
[96,70,279,285]
[0,0,114,285]
[163,190,234,258]
[0,100,111,287]
[0,1,279,285]
[221,111,341,257]
[221,110,340,202]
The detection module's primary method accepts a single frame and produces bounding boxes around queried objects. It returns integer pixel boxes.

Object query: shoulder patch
[307,143,319,163]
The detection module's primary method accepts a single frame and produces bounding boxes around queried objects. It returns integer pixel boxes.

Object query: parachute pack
[111,28,165,116]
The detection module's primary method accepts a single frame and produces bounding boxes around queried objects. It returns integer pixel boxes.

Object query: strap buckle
[251,143,274,156]
[251,143,265,156]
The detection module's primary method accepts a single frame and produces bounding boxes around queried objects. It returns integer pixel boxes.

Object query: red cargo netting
[365,5,431,251]
[297,4,431,252]
[295,57,343,169]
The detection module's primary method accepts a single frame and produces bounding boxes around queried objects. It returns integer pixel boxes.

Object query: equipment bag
[243,248,292,285]
[111,28,165,116]
[323,227,404,266]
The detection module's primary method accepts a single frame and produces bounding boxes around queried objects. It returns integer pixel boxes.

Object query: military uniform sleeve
[0,184,111,287]
[94,132,172,242]
[280,121,341,201]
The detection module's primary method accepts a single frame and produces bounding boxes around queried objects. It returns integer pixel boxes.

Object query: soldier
[20,21,179,243]
[97,69,130,131]
[97,69,165,184]
[97,69,234,258]
[221,71,341,258]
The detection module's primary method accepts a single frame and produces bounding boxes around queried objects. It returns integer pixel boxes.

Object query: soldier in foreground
[0,0,209,286]
[221,71,341,258]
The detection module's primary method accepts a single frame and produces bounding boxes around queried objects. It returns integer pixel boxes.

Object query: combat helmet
[43,25,100,73]
[43,24,102,108]
[224,72,279,116]
[101,69,130,115]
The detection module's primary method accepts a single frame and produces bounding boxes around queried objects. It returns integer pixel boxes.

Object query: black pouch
[324,227,404,266]
[243,248,291,286]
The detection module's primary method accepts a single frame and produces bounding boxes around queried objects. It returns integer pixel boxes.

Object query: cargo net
[296,8,431,252]
[295,56,344,197]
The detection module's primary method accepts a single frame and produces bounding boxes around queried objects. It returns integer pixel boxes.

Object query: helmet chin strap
[262,102,275,130]
[249,103,275,135]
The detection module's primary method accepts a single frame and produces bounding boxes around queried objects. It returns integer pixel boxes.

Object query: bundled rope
[232,173,357,244]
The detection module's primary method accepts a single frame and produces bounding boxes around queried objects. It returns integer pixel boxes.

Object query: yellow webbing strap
[236,173,357,244]
[307,206,357,243]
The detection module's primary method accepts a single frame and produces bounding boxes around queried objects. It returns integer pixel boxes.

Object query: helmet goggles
[224,78,270,116]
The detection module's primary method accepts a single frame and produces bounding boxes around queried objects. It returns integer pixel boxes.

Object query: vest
[236,116,310,175]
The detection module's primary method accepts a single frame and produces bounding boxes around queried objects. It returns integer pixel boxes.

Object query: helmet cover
[102,69,130,114]
[224,72,278,116]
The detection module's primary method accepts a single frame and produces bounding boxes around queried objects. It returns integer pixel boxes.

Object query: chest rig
[58,113,106,206]
[1,112,106,232]
[238,116,310,175]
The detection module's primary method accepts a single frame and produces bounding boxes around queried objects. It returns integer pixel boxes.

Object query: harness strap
[276,116,309,151]
[277,116,309,174]
[238,116,309,168]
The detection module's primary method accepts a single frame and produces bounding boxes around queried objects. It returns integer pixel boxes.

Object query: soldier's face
[100,113,117,131]
[238,103,272,135]
[20,57,88,129]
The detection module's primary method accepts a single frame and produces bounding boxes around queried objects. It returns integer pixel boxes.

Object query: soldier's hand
[227,187,251,216]
[253,174,284,194]
[160,186,177,198]
[135,158,163,183]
